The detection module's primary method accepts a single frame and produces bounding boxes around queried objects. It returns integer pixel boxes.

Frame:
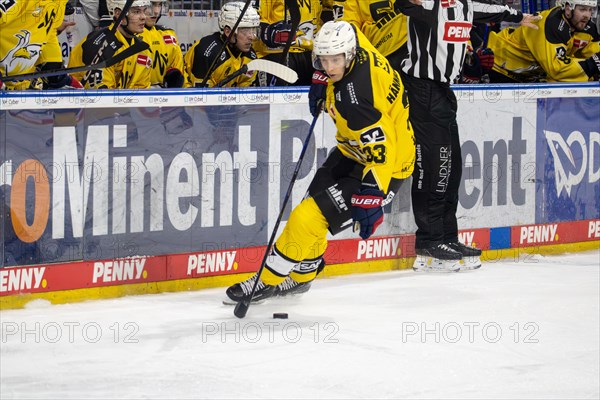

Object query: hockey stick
[80,0,135,86]
[200,0,255,87]
[267,0,301,86]
[1,39,149,82]
[280,0,301,64]
[216,59,298,87]
[234,111,320,319]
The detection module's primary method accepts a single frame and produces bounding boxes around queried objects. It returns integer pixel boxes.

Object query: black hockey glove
[260,21,295,48]
[581,52,600,79]
[163,68,185,88]
[309,71,328,117]
[39,62,84,89]
[460,47,494,84]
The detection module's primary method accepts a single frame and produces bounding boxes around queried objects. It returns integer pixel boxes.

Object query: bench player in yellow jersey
[67,0,154,89]
[184,1,260,88]
[255,0,326,85]
[333,0,408,71]
[487,0,600,82]
[226,20,415,302]
[0,0,82,90]
[144,0,186,88]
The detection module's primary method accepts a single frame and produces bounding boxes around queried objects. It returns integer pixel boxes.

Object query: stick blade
[234,300,250,319]
[246,59,298,84]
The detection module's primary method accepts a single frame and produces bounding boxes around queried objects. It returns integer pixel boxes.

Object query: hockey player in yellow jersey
[0,0,82,90]
[333,0,408,71]
[67,0,154,89]
[184,2,260,88]
[256,0,325,85]
[144,0,186,87]
[487,0,600,82]
[226,20,415,302]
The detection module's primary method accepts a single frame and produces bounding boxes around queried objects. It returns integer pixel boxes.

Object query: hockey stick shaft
[81,0,135,86]
[200,0,255,87]
[216,65,248,87]
[234,112,320,319]
[1,39,149,82]
[280,0,300,65]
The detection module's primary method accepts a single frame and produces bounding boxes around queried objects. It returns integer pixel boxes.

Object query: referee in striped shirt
[396,0,540,271]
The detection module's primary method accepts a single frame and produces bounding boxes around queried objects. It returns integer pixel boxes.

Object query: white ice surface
[1,250,599,399]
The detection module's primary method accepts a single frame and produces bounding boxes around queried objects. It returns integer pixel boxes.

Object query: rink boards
[1,83,599,307]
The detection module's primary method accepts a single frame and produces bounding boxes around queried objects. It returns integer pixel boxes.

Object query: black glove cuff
[581,53,600,78]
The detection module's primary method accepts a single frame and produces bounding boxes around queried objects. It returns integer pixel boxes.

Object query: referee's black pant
[400,72,461,249]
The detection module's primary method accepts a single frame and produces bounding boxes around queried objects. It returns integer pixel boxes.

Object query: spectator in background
[487,0,600,82]
[76,0,101,29]
[184,1,260,87]
[255,0,326,85]
[0,0,83,90]
[145,0,187,87]
[68,0,154,89]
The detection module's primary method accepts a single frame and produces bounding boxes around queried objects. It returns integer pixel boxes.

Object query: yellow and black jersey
[0,0,68,90]
[488,6,600,82]
[145,24,187,87]
[325,30,415,193]
[68,25,153,89]
[184,32,257,88]
[255,0,323,56]
[333,0,407,58]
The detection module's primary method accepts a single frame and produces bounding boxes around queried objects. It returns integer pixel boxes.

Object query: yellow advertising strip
[1,240,598,310]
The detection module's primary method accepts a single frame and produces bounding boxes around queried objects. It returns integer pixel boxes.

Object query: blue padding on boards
[490,227,511,250]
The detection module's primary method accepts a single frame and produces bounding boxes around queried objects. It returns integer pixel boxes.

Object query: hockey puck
[273,313,288,319]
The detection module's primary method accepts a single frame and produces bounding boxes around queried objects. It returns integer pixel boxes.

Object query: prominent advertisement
[536,97,600,223]
[457,99,537,228]
[1,85,600,302]
[0,100,332,267]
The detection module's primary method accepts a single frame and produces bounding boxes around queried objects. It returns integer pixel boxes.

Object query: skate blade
[413,257,461,273]
[222,299,266,306]
[459,256,482,271]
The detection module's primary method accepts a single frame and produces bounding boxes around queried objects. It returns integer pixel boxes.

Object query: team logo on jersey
[0,0,16,16]
[573,38,588,49]
[0,31,43,75]
[555,46,571,64]
[332,4,344,20]
[163,34,177,45]
[359,127,386,145]
[136,54,153,68]
[441,0,457,8]
[443,22,472,42]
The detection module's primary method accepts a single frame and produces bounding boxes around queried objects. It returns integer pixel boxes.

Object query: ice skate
[413,244,462,272]
[448,242,482,270]
[274,276,313,297]
[225,274,275,303]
